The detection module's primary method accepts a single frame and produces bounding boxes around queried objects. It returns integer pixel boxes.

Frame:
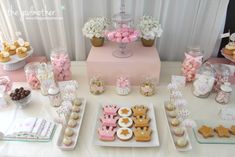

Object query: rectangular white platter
[193,120,235,144]
[163,101,192,151]
[57,97,86,150]
[93,103,160,147]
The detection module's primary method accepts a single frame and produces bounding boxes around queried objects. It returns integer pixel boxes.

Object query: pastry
[9,45,16,55]
[133,115,150,127]
[118,117,133,128]
[14,40,20,48]
[98,126,116,141]
[103,104,119,116]
[0,51,11,62]
[173,127,184,136]
[70,112,80,120]
[224,42,235,55]
[16,47,27,58]
[72,106,80,112]
[3,42,10,51]
[168,110,178,118]
[118,107,132,117]
[73,98,82,106]
[24,42,31,51]
[198,125,214,138]
[100,114,119,127]
[65,127,74,137]
[68,119,77,128]
[116,128,133,141]
[133,127,152,142]
[214,125,230,138]
[165,103,175,111]
[175,137,188,147]
[62,136,72,146]
[170,118,180,127]
[131,105,148,116]
[230,125,235,135]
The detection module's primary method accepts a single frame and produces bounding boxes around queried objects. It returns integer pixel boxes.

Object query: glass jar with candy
[90,76,105,95]
[215,82,232,104]
[24,62,40,90]
[213,64,230,93]
[48,85,62,107]
[116,76,131,95]
[140,78,156,96]
[192,63,215,98]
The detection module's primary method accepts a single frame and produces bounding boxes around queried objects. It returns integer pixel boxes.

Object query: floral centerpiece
[82,17,110,47]
[138,16,163,47]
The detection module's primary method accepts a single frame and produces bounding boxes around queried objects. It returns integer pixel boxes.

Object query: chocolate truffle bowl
[9,87,32,109]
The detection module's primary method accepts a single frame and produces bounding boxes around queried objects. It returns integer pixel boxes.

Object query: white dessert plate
[93,103,160,147]
[163,101,192,151]
[57,97,86,150]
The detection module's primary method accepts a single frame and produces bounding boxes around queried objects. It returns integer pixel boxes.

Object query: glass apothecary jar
[215,82,232,104]
[116,76,130,95]
[48,85,62,107]
[192,63,215,98]
[24,62,40,90]
[90,76,105,95]
[213,64,230,93]
[140,79,155,96]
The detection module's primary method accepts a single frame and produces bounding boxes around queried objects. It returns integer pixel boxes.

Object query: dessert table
[0,61,235,157]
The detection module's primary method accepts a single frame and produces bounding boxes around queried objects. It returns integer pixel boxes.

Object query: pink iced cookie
[98,126,116,141]
[100,114,119,127]
[103,104,119,115]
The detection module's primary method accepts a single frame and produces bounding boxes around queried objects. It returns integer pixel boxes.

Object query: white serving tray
[93,103,160,147]
[163,101,192,151]
[57,97,86,151]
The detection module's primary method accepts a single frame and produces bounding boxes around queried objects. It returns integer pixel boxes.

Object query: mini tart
[70,112,80,120]
[72,106,80,112]
[118,107,132,117]
[170,118,180,127]
[173,127,185,136]
[0,51,11,62]
[62,136,73,146]
[9,45,16,55]
[68,119,77,128]
[168,110,178,118]
[73,98,82,106]
[118,117,133,128]
[165,103,175,111]
[175,137,188,147]
[24,42,31,51]
[16,47,27,58]
[117,128,133,141]
[65,127,74,137]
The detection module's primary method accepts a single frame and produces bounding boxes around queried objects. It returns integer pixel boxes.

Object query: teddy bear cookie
[98,126,116,141]
[118,117,133,128]
[132,115,150,128]
[198,125,214,138]
[117,128,133,141]
[214,125,230,138]
[131,105,148,116]
[16,47,27,58]
[0,51,11,62]
[118,107,132,117]
[133,127,152,142]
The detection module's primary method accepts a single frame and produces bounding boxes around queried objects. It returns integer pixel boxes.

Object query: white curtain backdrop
[0,0,230,61]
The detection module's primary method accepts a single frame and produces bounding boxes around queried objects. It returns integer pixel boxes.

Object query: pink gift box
[87,41,161,85]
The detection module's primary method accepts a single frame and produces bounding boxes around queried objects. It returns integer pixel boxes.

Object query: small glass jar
[90,77,105,95]
[48,85,62,107]
[37,63,56,96]
[140,79,155,96]
[50,49,71,81]
[24,62,40,90]
[116,76,130,95]
[193,63,215,98]
[182,48,203,82]
[215,82,232,104]
[0,86,8,108]
[213,64,230,92]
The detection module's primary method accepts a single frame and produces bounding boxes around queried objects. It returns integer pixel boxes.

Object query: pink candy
[26,73,40,89]
[106,26,139,43]
[0,76,12,92]
[51,52,72,81]
[116,76,130,88]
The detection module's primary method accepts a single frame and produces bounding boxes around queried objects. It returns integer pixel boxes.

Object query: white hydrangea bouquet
[82,17,110,39]
[138,16,163,40]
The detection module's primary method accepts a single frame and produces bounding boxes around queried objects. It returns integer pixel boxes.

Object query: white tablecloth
[0,61,235,157]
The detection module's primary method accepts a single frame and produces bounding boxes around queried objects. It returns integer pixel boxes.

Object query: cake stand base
[112,43,133,58]
[3,60,26,71]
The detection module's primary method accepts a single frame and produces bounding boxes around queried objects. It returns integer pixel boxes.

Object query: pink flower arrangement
[106,25,139,43]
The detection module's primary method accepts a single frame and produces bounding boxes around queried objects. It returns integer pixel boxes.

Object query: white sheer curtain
[0,0,229,61]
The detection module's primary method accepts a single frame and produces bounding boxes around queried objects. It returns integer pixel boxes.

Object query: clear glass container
[48,85,62,107]
[192,63,215,98]
[213,64,230,92]
[116,76,130,95]
[140,78,155,96]
[182,48,203,82]
[90,76,105,95]
[24,62,40,90]
[215,82,232,104]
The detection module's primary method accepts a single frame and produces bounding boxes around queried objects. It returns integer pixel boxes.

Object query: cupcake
[9,45,16,55]
[16,47,27,58]
[173,127,184,136]
[224,42,235,55]
[14,40,20,48]
[170,118,180,127]
[24,42,31,51]
[3,43,10,51]
[0,51,11,62]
